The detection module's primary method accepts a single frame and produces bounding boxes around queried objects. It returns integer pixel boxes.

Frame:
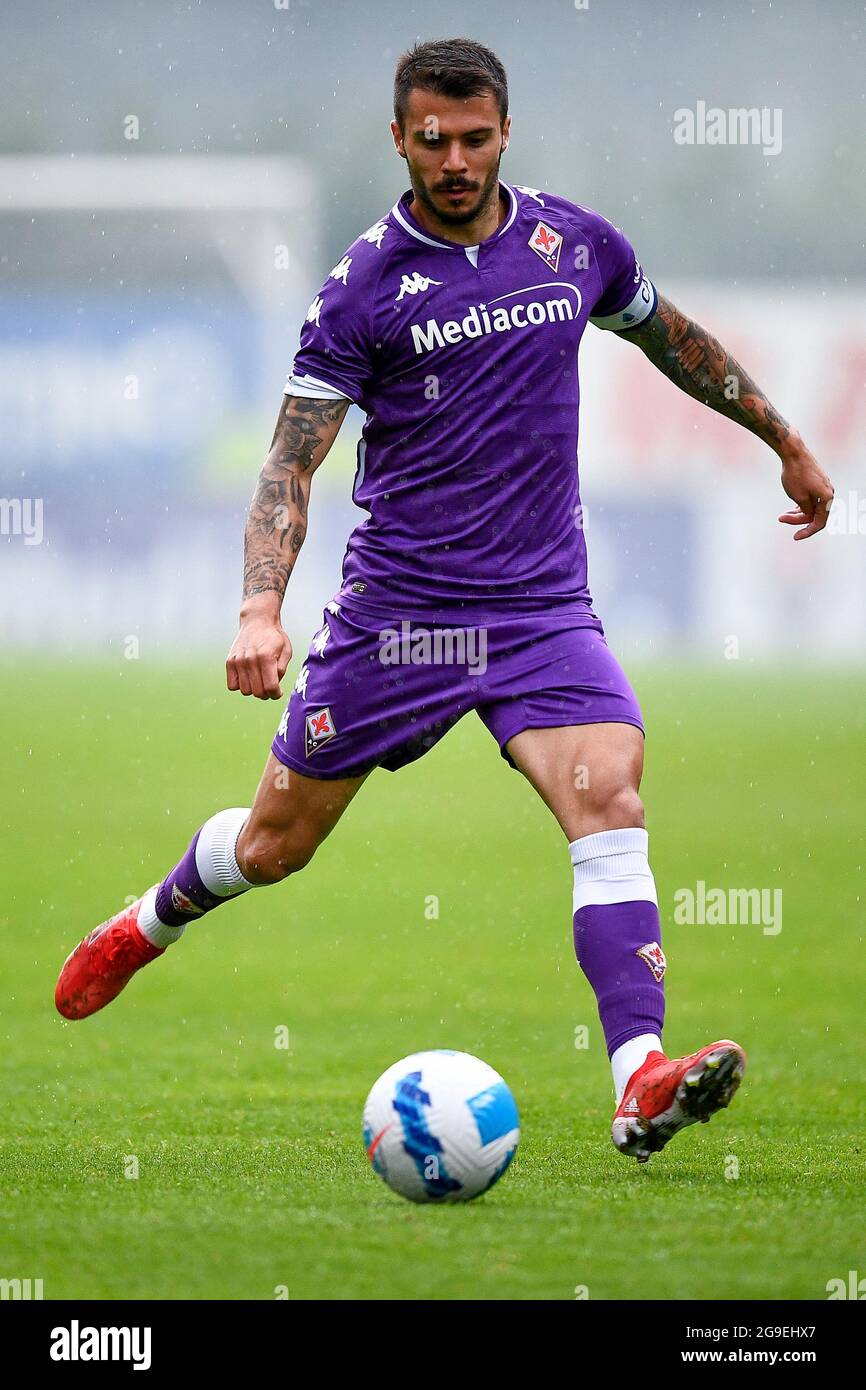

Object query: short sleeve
[285,253,375,404]
[588,218,658,333]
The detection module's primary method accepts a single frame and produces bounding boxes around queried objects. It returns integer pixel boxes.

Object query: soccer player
[55,39,834,1163]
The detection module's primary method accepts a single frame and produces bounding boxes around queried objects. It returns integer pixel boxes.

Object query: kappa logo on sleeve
[636,941,667,982]
[305,707,338,757]
[329,256,352,285]
[360,220,389,249]
[528,220,563,272]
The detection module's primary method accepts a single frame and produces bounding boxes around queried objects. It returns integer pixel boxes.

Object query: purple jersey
[286,182,657,618]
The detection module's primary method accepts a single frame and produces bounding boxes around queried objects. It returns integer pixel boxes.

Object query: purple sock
[573,901,666,1057]
[152,807,253,926]
[155,830,225,925]
[570,828,666,1059]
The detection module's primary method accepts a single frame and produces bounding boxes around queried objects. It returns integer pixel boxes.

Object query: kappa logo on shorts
[171,884,204,917]
[310,619,332,658]
[528,220,563,272]
[636,941,667,982]
[305,706,338,758]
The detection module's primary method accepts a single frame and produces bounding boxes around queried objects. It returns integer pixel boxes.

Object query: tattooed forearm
[626,293,797,456]
[241,395,349,604]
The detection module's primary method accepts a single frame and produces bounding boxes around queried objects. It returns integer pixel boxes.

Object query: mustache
[433,180,479,192]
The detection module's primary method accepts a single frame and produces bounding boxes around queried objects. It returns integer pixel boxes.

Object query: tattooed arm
[622,292,834,540]
[226,394,350,700]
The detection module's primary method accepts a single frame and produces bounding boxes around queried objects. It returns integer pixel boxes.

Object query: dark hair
[393,38,508,130]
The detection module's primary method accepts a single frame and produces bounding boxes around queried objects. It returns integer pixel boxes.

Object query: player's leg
[503,719,646,840]
[54,757,369,1020]
[505,720,745,1162]
[142,752,370,929]
[505,720,665,1092]
[235,754,368,882]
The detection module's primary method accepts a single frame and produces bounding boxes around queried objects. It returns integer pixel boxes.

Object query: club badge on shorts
[528,220,563,272]
[305,706,337,758]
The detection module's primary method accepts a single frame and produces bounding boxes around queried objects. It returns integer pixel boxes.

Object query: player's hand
[226,611,293,700]
[778,444,835,541]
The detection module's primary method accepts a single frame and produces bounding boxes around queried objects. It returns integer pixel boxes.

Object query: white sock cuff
[611,1033,663,1104]
[138,886,187,948]
[569,826,649,867]
[569,827,657,911]
[195,807,254,897]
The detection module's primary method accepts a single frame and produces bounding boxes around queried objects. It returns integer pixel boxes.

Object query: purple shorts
[271,596,643,780]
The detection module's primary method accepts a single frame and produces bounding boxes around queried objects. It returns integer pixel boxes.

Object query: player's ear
[500,114,511,154]
[390,119,406,158]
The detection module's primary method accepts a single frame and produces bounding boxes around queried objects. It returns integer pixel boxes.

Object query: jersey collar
[390,181,519,252]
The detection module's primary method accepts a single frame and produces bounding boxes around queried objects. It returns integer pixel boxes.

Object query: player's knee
[585,783,645,831]
[237,827,318,884]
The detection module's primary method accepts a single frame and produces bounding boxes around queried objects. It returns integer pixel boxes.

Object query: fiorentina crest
[171,884,205,917]
[528,220,563,271]
[305,707,337,758]
[636,941,667,982]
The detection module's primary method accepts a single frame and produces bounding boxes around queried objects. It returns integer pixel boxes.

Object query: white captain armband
[589,270,658,333]
[284,371,350,401]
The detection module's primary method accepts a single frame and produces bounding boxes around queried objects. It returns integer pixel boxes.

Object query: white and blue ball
[362,1049,519,1203]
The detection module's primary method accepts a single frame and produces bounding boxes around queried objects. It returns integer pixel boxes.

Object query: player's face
[391,89,510,227]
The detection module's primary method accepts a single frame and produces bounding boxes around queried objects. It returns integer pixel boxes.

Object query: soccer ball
[362,1049,520,1203]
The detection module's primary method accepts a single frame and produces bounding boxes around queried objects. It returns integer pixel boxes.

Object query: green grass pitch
[2,660,864,1301]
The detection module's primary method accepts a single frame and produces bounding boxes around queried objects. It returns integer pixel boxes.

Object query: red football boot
[612,1039,746,1163]
[55,893,164,1020]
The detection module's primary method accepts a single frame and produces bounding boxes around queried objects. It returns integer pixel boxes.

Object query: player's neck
[407,184,507,247]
